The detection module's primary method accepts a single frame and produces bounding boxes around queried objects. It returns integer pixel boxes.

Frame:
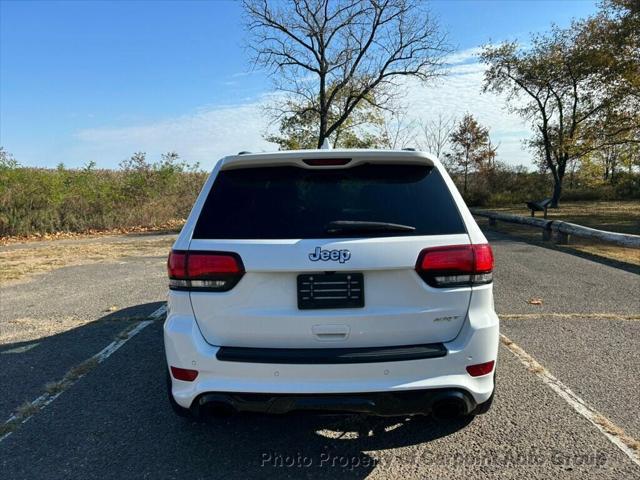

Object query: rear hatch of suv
[179,154,476,349]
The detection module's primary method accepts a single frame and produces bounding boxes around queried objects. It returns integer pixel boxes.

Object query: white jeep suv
[164,149,498,419]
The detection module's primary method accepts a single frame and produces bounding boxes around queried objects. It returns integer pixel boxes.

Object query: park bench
[526,198,552,218]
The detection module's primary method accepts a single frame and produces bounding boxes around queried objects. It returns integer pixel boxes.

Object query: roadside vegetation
[0,149,206,238]
[1,0,638,241]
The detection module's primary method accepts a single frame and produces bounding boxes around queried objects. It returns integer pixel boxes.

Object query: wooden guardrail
[471,209,640,249]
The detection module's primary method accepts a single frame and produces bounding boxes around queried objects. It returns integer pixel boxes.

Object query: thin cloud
[74,99,277,169]
[74,46,532,169]
[445,46,483,65]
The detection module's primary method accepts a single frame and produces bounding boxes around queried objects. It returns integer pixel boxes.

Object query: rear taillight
[416,244,494,288]
[167,250,244,291]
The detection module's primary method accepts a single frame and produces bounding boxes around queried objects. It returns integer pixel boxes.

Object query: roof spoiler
[220,149,435,170]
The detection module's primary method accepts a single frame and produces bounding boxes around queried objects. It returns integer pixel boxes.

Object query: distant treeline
[1,148,638,238]
[0,150,207,238]
[451,162,640,208]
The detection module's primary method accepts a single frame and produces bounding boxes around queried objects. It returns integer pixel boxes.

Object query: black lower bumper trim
[216,343,447,364]
[193,388,476,417]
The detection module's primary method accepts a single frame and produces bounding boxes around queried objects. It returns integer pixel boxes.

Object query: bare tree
[244,0,451,148]
[378,108,418,149]
[419,113,455,159]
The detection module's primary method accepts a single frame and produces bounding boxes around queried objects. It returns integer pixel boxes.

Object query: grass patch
[528,365,545,374]
[66,357,99,381]
[115,322,141,340]
[0,235,174,285]
[491,200,640,235]
[15,401,40,417]
[0,419,20,437]
[44,380,71,395]
[594,414,640,452]
[476,215,640,267]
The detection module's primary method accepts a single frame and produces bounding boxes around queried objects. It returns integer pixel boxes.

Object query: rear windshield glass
[193,164,466,239]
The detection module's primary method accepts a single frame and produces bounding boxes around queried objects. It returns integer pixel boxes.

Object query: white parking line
[0,303,166,443]
[149,304,167,319]
[501,333,640,467]
[1,343,40,354]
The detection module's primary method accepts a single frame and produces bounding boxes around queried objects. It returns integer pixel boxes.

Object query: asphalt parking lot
[0,231,639,479]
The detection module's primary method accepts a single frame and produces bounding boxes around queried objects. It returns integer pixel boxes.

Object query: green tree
[266,89,386,149]
[481,1,638,207]
[446,114,496,195]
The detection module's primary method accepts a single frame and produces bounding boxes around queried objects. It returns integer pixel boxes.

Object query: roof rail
[237,151,251,155]
[402,147,416,151]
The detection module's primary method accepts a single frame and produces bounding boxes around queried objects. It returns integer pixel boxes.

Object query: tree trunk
[332,129,341,148]
[317,70,327,149]
[611,160,616,184]
[463,163,468,194]
[551,163,566,207]
[551,180,562,208]
[318,110,328,148]
[569,162,575,188]
[550,152,568,208]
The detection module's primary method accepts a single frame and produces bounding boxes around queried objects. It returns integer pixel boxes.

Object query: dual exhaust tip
[430,391,474,420]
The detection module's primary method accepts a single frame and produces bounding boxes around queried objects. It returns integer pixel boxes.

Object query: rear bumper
[192,388,476,417]
[164,293,499,412]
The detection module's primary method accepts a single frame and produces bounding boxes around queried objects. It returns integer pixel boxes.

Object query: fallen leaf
[527,298,543,305]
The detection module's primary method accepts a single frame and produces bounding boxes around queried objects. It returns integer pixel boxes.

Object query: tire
[166,371,192,418]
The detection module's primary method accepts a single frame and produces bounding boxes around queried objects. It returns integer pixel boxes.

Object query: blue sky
[0,0,598,170]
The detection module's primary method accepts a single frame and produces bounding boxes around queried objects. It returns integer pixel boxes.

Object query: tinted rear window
[193,164,465,239]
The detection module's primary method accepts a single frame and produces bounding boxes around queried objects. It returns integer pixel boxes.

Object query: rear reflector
[466,360,495,377]
[303,158,351,166]
[416,244,494,287]
[167,250,244,291]
[170,366,199,382]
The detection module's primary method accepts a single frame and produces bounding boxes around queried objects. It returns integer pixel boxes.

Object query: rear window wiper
[325,220,416,234]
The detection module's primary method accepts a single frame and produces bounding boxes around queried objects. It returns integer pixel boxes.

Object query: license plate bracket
[297,273,364,310]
